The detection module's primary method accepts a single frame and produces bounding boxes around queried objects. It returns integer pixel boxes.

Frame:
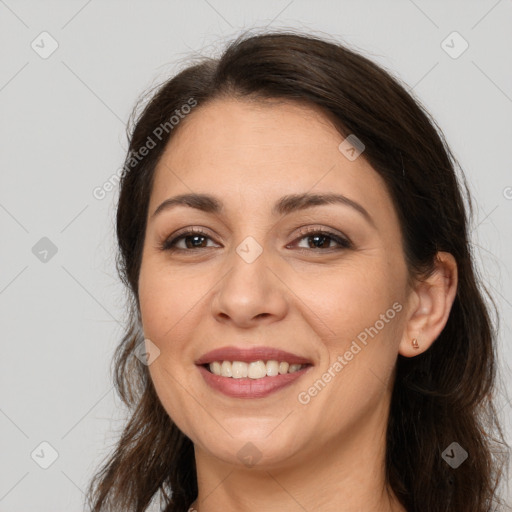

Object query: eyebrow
[151,192,375,227]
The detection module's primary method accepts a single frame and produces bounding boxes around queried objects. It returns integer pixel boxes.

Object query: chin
[195,426,305,469]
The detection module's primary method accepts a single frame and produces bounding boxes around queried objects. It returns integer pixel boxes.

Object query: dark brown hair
[85,30,510,512]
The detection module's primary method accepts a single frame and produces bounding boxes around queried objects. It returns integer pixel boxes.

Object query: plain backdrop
[1,1,511,510]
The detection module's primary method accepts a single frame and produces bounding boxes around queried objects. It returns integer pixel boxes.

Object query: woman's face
[138,98,413,468]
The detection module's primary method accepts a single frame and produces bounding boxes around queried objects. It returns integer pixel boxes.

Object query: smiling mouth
[203,360,311,379]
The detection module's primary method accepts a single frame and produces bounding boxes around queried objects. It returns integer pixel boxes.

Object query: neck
[189,399,406,512]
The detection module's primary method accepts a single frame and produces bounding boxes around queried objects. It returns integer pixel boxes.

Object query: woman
[86,31,510,512]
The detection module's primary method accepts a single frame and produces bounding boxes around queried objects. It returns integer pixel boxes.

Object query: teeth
[210,361,222,376]
[248,361,267,379]
[220,360,232,377]
[266,360,279,376]
[232,361,248,379]
[208,360,307,378]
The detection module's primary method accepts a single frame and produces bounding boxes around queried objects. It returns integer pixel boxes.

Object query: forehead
[160,98,342,167]
[149,98,393,222]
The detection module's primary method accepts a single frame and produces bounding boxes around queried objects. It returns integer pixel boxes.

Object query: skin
[138,98,458,512]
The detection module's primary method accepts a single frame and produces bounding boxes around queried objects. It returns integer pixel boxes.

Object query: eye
[159,228,218,251]
[159,226,352,253]
[290,227,352,251]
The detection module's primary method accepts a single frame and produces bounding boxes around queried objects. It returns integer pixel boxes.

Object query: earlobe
[399,252,458,358]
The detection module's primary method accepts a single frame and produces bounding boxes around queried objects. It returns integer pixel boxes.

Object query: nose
[210,246,289,329]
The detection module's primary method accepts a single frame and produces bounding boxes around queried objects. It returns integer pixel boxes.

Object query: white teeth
[210,361,222,376]
[207,360,307,378]
[220,360,232,377]
[231,361,248,379]
[248,361,267,379]
[266,360,279,376]
[278,362,289,374]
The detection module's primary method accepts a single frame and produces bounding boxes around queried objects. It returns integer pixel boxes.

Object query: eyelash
[159,226,352,253]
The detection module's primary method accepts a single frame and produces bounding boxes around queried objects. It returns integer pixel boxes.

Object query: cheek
[138,260,205,432]
[297,264,404,423]
[303,260,402,337]
[138,255,201,341]
[138,275,173,341]
[137,257,223,380]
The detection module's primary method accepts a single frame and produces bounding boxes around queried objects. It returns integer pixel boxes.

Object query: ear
[399,251,458,357]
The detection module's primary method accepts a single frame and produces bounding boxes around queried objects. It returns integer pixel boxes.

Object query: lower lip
[197,365,312,398]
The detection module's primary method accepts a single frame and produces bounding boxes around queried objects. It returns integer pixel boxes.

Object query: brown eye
[160,229,218,251]
[160,228,352,253]
[292,229,352,251]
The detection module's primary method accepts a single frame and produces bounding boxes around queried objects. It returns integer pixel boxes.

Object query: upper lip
[195,346,313,365]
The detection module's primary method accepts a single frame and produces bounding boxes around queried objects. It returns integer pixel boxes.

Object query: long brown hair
[85,30,510,512]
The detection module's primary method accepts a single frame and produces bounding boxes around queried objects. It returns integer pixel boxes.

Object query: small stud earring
[412,338,419,349]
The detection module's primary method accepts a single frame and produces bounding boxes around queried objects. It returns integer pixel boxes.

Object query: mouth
[202,360,309,378]
[195,346,313,398]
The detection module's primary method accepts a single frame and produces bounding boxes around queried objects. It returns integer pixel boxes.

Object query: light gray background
[1,1,511,510]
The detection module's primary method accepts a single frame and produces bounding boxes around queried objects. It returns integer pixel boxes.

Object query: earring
[412,338,419,349]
